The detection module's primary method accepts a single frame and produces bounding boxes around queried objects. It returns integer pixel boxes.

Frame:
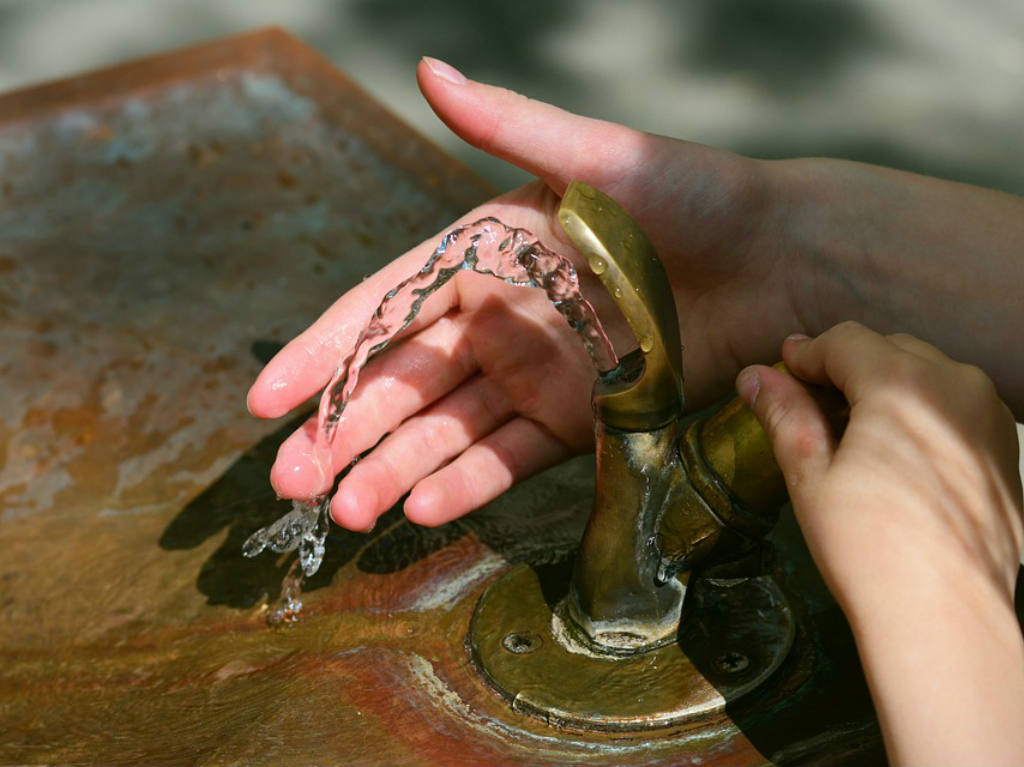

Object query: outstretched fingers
[247,249,463,421]
[247,182,564,422]
[269,309,481,499]
[404,417,572,527]
[329,374,515,531]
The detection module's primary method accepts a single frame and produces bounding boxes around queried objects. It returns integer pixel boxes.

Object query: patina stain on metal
[0,29,882,765]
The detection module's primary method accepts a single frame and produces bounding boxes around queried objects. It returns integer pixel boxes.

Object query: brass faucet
[557,181,787,655]
[469,181,798,732]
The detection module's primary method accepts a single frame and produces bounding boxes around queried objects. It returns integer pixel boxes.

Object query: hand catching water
[248,57,1024,535]
[247,60,798,533]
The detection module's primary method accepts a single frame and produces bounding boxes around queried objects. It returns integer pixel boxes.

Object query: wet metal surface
[469,565,796,732]
[0,30,882,765]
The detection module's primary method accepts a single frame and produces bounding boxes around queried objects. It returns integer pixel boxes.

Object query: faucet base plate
[469,563,797,732]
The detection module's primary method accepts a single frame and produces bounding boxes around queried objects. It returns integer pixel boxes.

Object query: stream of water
[243,217,617,624]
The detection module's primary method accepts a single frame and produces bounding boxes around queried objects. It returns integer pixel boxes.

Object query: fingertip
[415,59,638,191]
[269,457,327,499]
[735,366,762,406]
[782,332,831,386]
[331,484,378,533]
[270,432,334,499]
[741,365,834,486]
[245,385,261,417]
[782,332,811,354]
[419,56,467,86]
[245,384,277,419]
[246,367,293,419]
[417,59,507,152]
[404,483,448,527]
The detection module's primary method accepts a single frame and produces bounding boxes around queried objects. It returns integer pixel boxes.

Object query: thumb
[417,57,649,196]
[735,364,836,499]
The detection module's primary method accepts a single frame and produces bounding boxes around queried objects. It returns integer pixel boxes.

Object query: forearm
[769,158,1024,416]
[837,551,1024,766]
[797,497,1024,766]
[742,326,1024,764]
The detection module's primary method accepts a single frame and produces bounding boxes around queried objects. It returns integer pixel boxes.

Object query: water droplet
[612,286,623,299]
[590,257,607,275]
[640,332,654,352]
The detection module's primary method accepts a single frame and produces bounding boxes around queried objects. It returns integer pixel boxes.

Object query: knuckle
[787,424,828,462]
[371,452,405,494]
[885,331,917,346]
[955,361,997,398]
[885,350,929,387]
[829,319,867,339]
[476,378,512,422]
[514,384,544,416]
[484,436,522,483]
[417,417,453,457]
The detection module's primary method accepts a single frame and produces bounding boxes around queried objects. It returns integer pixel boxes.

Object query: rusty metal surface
[0,29,882,766]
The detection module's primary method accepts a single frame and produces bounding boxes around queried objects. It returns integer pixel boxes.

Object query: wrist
[755,157,883,334]
[755,156,1024,415]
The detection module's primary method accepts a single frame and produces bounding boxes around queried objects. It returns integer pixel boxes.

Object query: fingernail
[736,368,760,405]
[422,57,466,85]
[785,333,811,344]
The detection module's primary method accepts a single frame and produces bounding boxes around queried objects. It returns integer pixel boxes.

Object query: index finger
[247,184,555,420]
[246,247,459,419]
[782,321,903,404]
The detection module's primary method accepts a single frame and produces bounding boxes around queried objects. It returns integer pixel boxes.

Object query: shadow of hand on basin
[158,299,595,609]
[156,401,587,608]
[155,408,464,608]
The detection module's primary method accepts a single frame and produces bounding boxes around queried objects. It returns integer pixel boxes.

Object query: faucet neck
[566,418,685,654]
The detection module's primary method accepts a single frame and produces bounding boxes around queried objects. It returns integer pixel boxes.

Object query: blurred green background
[1,0,1022,193]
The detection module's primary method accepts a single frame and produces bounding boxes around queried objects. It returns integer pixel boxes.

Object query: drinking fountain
[469,181,803,731]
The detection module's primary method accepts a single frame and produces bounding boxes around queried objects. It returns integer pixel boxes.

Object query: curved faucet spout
[558,181,684,431]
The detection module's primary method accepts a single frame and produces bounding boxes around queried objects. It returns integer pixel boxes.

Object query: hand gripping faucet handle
[557,181,684,431]
[660,364,850,573]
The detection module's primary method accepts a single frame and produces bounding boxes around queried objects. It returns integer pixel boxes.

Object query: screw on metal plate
[714,651,751,674]
[502,632,542,655]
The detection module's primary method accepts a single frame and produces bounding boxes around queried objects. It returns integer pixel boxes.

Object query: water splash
[241,495,329,573]
[267,558,305,626]
[243,217,617,622]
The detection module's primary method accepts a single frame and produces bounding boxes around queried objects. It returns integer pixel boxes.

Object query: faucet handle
[558,181,684,431]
